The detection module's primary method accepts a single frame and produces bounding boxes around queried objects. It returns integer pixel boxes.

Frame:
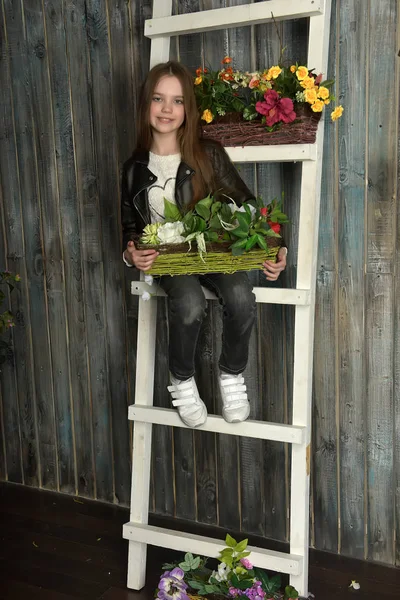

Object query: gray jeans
[158,272,256,380]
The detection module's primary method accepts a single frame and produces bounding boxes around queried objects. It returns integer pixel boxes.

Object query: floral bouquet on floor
[155,535,300,600]
[194,56,343,146]
[136,195,288,276]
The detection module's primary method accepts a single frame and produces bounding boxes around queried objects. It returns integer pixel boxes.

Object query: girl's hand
[262,247,287,281]
[124,241,159,271]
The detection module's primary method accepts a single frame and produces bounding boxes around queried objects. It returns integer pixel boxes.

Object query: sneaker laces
[220,375,248,413]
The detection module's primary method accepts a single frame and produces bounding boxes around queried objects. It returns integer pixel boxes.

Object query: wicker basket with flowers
[135,195,288,277]
[194,57,343,147]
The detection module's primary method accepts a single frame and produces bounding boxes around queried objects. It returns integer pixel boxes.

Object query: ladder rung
[131,283,310,306]
[145,0,324,38]
[226,144,317,164]
[128,406,305,444]
[123,523,303,576]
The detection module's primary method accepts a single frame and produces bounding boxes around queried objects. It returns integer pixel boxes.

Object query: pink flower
[260,207,268,217]
[249,76,260,89]
[240,557,253,569]
[255,89,296,127]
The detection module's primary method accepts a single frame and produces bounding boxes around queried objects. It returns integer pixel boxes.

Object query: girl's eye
[175,99,184,104]
[152,96,162,102]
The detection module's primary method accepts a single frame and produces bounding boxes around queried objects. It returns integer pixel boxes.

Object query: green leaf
[178,563,191,572]
[284,584,299,599]
[211,201,222,215]
[197,194,213,209]
[319,78,335,88]
[236,211,251,228]
[234,538,249,553]
[254,568,281,594]
[191,557,201,569]
[236,579,254,591]
[205,231,219,242]
[188,580,204,590]
[195,203,210,222]
[243,105,258,121]
[265,228,281,238]
[236,551,251,559]
[230,226,248,239]
[184,553,194,563]
[164,198,181,222]
[256,234,268,251]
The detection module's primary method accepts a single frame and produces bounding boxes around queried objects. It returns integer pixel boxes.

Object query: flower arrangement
[0,270,20,365]
[137,196,287,276]
[195,57,343,128]
[155,535,300,600]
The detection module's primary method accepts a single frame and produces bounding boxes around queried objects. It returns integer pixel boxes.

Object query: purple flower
[244,582,266,600]
[229,587,242,597]
[157,568,189,600]
[240,558,253,570]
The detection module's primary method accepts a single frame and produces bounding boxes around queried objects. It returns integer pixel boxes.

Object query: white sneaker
[167,376,207,428]
[219,373,250,423]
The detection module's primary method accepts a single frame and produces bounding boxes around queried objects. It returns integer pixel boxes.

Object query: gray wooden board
[10,0,59,491]
[24,0,77,493]
[201,0,239,532]
[336,0,367,559]
[64,0,100,499]
[366,275,394,563]
[0,18,23,485]
[365,0,397,565]
[2,0,42,488]
[312,0,338,553]
[254,10,287,541]
[152,299,175,517]
[86,0,131,505]
[43,0,90,497]
[395,9,400,564]
[167,0,202,525]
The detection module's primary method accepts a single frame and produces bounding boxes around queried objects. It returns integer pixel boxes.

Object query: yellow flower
[324,99,330,105]
[331,105,344,121]
[311,99,324,112]
[317,86,330,100]
[290,65,296,73]
[301,76,316,90]
[194,76,202,85]
[305,88,318,104]
[201,109,214,124]
[267,65,282,80]
[296,66,308,80]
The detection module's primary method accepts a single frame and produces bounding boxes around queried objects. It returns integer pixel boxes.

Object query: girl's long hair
[135,61,214,203]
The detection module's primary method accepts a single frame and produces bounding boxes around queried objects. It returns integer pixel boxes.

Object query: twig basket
[136,239,282,277]
[201,104,321,146]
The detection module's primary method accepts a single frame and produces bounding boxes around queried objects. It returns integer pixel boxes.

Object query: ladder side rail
[149,0,173,67]
[289,3,332,595]
[127,285,158,589]
[145,0,325,39]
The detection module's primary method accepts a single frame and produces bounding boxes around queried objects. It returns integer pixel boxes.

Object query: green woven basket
[136,239,281,276]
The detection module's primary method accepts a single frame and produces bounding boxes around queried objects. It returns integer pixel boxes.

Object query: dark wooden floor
[0,483,399,599]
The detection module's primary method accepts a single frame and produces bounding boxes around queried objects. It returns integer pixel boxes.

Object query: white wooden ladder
[123,1,332,597]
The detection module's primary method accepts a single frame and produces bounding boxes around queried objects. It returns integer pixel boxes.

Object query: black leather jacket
[121,139,255,251]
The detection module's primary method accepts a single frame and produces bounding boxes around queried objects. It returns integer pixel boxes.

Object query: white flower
[141,292,151,301]
[144,274,154,286]
[349,580,360,590]
[157,221,185,244]
[228,201,257,219]
[212,562,231,582]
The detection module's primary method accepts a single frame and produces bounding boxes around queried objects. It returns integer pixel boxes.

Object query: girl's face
[149,75,185,137]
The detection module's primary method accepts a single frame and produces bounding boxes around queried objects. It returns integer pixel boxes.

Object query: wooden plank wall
[0,0,399,566]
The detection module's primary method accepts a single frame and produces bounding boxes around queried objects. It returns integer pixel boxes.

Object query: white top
[148,152,181,222]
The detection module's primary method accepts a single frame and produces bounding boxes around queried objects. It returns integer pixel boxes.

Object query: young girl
[121,61,287,428]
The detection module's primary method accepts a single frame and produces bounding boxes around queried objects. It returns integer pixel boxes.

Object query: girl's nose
[162,102,173,113]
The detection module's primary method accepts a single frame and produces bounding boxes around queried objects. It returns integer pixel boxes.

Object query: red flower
[255,89,296,126]
[260,207,268,217]
[196,67,202,76]
[222,56,232,64]
[268,221,281,233]
[314,73,323,85]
